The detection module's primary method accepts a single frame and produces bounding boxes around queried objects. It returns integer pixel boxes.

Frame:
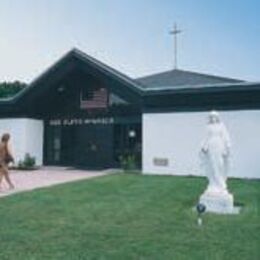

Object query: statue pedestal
[199,189,239,214]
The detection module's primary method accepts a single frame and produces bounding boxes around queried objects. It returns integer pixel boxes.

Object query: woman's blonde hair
[1,133,10,143]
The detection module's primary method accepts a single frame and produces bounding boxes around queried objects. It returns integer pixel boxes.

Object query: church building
[0,48,260,178]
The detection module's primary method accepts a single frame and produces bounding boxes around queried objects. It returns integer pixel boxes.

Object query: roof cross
[169,23,182,69]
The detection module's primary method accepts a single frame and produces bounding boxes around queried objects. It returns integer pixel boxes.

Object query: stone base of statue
[199,188,240,214]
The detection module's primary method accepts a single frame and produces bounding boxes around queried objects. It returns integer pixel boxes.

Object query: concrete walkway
[0,167,111,198]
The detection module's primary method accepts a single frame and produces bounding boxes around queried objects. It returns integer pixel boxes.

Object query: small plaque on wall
[153,158,169,167]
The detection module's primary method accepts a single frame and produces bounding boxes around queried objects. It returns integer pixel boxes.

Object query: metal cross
[169,23,182,69]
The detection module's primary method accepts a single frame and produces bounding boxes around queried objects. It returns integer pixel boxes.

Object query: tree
[0,81,27,98]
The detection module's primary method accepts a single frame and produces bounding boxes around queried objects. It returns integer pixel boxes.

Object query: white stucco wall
[0,118,44,165]
[143,110,260,179]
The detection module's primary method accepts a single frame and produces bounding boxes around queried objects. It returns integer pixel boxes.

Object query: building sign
[49,117,114,126]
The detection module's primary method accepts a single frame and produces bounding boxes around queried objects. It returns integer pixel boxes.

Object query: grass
[0,174,259,260]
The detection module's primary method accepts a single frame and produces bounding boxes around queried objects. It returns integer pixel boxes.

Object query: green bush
[119,154,137,171]
[18,153,36,169]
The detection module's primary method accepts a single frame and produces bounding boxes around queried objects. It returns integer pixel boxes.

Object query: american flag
[80,87,108,109]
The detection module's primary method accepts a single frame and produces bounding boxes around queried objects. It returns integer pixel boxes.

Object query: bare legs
[0,165,15,190]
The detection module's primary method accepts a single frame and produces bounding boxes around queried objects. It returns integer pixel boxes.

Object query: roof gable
[1,48,144,106]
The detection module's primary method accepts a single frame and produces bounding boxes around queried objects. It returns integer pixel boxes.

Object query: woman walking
[0,133,15,190]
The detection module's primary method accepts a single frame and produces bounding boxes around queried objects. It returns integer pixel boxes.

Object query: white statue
[200,111,231,193]
[199,111,238,214]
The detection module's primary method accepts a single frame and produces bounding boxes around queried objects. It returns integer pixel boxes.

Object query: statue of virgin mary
[200,111,231,194]
[199,111,238,214]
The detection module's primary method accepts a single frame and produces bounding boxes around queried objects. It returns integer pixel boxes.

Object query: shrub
[18,153,36,169]
[119,154,137,171]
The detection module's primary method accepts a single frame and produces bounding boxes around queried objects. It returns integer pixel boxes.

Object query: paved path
[0,167,111,198]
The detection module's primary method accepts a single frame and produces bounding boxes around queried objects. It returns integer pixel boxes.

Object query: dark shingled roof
[136,69,244,89]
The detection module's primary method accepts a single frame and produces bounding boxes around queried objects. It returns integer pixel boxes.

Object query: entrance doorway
[44,120,142,169]
[45,124,113,168]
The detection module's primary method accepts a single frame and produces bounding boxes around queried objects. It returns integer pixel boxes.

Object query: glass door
[45,126,62,165]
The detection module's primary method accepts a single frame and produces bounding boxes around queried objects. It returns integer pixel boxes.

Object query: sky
[0,0,260,83]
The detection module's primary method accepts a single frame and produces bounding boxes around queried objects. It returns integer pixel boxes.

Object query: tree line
[0,81,27,98]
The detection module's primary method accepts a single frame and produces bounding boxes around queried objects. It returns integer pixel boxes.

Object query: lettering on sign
[49,117,114,126]
[49,119,61,126]
[153,158,169,167]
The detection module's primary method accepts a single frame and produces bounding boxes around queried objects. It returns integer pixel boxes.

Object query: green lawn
[0,174,259,260]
